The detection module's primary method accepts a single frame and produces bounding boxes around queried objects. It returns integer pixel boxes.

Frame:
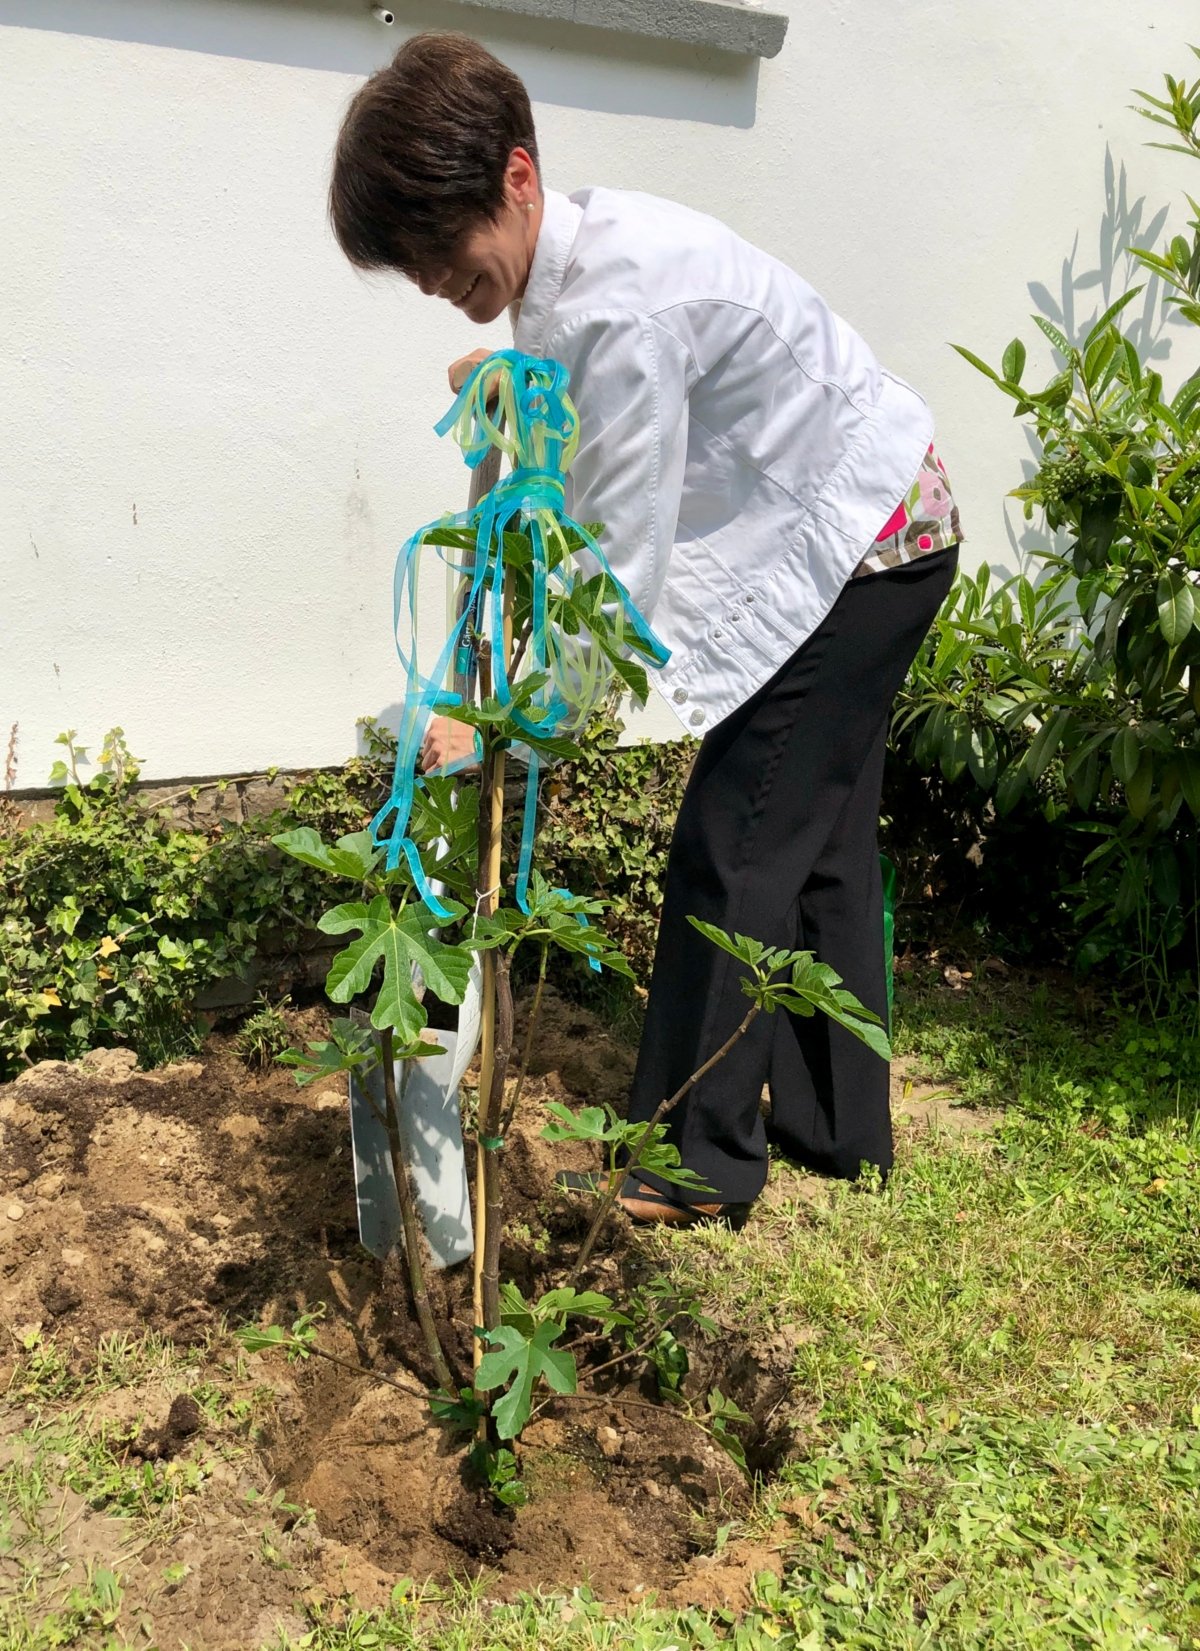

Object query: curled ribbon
[370,350,670,956]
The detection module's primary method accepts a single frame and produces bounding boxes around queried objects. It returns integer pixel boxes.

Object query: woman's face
[410,148,542,325]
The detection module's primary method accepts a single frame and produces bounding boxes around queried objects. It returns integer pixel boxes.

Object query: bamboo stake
[461,440,503,1381]
[472,591,514,1365]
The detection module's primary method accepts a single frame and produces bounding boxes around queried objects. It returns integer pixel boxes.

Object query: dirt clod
[135,1392,205,1461]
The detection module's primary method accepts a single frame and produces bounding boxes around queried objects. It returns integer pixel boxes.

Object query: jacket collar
[513,188,582,357]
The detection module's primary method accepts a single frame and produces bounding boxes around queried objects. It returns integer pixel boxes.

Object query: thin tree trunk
[380,1026,456,1394]
[480,951,514,1332]
[569,1002,761,1281]
[501,944,548,1137]
[472,610,512,1371]
[472,732,501,1371]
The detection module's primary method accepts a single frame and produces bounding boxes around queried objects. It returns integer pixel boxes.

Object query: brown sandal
[555,1171,750,1229]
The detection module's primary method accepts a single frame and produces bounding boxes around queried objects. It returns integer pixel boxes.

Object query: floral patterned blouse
[855,446,963,577]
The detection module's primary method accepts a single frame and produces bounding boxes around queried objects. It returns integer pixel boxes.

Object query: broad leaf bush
[893,49,1200,996]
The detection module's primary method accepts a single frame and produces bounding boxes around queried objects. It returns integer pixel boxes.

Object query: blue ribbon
[371,350,670,958]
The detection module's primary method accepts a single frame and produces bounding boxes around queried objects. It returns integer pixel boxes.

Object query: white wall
[2,0,1198,783]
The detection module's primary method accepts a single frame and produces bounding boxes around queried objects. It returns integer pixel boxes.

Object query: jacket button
[689,710,704,727]
[673,688,687,704]
[712,629,724,640]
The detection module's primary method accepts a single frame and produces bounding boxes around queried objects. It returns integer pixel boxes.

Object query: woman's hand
[449,348,494,394]
[421,715,479,773]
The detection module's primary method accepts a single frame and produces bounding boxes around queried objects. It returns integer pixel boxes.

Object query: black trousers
[627,546,958,1204]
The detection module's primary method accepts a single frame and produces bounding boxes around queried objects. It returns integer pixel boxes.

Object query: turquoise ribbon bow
[370,350,670,954]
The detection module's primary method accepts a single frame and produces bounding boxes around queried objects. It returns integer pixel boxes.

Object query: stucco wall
[2,0,1198,784]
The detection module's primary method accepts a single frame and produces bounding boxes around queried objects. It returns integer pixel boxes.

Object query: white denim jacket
[512,188,935,736]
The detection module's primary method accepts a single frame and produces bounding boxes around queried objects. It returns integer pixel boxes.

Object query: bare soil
[3,989,897,1646]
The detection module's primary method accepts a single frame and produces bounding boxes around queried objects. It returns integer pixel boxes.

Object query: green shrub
[0,711,694,1077]
[0,729,395,1079]
[892,50,1200,997]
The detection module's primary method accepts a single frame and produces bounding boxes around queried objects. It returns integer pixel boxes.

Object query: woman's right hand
[421,714,479,773]
[449,348,493,394]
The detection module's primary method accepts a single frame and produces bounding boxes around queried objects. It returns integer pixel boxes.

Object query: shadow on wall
[0,0,761,128]
[994,146,1192,575]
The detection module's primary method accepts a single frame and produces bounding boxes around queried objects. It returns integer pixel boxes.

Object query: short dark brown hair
[329,33,539,273]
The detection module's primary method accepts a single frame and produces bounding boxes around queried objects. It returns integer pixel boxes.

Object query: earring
[525,201,535,213]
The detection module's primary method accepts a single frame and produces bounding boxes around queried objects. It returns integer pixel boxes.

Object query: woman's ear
[505,147,541,209]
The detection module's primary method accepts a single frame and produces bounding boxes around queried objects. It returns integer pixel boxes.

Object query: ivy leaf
[475,1322,577,1440]
[318,895,471,1040]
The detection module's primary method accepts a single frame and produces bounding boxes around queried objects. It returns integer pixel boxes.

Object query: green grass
[250,979,1200,1649]
[893,967,1200,1128]
[0,1564,127,1651]
[0,1416,138,1651]
[263,1584,810,1650]
[637,977,1200,1649]
[0,1329,279,1650]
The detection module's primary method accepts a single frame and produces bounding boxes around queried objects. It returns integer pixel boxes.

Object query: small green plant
[242,351,889,1498]
[233,994,292,1070]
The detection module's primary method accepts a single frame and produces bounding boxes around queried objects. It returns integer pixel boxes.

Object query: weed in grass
[191,1374,279,1436]
[3,1336,83,1408]
[20,1411,211,1527]
[7,1327,216,1412]
[0,1452,52,1543]
[0,1563,126,1651]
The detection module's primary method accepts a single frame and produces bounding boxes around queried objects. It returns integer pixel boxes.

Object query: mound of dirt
[0,990,805,1644]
